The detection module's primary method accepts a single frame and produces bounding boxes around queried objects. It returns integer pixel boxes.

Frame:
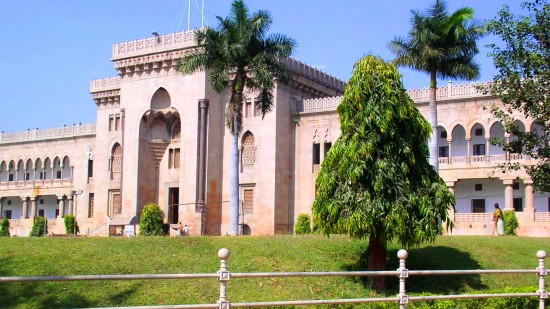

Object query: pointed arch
[150,87,171,110]
[62,156,71,179]
[0,160,6,182]
[111,143,122,180]
[241,131,256,172]
[35,158,44,180]
[43,157,52,180]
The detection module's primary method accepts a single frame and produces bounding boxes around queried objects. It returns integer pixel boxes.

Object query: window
[109,190,121,215]
[548,197,550,212]
[475,128,483,136]
[313,143,320,165]
[4,210,12,219]
[8,174,13,182]
[324,142,332,158]
[115,114,121,131]
[56,171,62,179]
[513,198,523,212]
[38,209,45,217]
[88,193,95,218]
[474,184,482,191]
[241,132,255,171]
[25,173,30,181]
[40,199,44,205]
[55,209,60,218]
[7,200,11,206]
[471,199,485,213]
[39,172,44,180]
[88,159,94,178]
[513,182,520,190]
[168,148,181,169]
[108,115,114,131]
[439,146,449,158]
[243,189,254,214]
[440,131,447,139]
[245,100,252,118]
[473,144,486,156]
[111,144,122,180]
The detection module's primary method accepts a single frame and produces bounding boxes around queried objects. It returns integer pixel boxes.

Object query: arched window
[111,143,122,180]
[241,132,255,172]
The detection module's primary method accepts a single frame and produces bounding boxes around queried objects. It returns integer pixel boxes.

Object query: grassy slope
[0,235,547,308]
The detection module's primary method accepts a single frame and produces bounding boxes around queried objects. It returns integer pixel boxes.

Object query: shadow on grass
[0,257,143,308]
[343,245,488,294]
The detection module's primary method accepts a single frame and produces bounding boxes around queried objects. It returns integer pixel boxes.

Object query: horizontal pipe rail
[0,273,217,283]
[409,269,539,275]
[231,297,400,307]
[90,305,218,309]
[409,292,540,301]
[232,270,398,278]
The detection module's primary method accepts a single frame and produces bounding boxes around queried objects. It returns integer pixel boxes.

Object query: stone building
[0,30,548,236]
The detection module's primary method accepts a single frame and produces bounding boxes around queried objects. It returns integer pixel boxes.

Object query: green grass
[0,235,547,308]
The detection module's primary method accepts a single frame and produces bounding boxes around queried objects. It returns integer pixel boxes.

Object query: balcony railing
[0,178,73,189]
[439,154,532,166]
[0,124,95,144]
[455,213,493,223]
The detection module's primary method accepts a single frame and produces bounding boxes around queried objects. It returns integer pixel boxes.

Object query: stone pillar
[466,138,471,164]
[21,197,28,218]
[67,196,74,215]
[197,99,209,235]
[503,179,514,210]
[0,197,4,217]
[57,196,64,218]
[30,197,36,220]
[485,137,490,162]
[447,139,452,164]
[524,179,535,220]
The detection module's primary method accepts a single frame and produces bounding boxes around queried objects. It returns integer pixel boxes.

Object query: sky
[0,0,524,132]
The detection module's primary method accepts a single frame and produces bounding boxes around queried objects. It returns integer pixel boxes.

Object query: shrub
[0,217,10,237]
[64,215,79,234]
[140,203,165,236]
[295,214,312,235]
[29,216,47,237]
[504,210,519,235]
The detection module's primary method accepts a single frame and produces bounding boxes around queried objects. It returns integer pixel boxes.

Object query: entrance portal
[169,187,179,224]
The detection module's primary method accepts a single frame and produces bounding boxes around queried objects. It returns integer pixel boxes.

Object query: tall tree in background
[388,0,485,170]
[312,55,455,291]
[487,0,550,192]
[177,0,296,235]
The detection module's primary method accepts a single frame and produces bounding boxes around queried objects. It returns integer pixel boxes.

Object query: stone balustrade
[0,124,95,144]
[112,30,196,60]
[89,76,122,93]
[0,178,73,189]
[297,81,494,113]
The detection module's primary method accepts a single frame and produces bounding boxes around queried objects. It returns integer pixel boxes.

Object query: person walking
[492,203,504,236]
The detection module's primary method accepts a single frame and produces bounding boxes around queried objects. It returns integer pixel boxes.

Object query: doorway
[169,187,179,224]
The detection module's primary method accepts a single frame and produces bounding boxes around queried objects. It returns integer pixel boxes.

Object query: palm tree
[176,0,296,235]
[388,0,485,170]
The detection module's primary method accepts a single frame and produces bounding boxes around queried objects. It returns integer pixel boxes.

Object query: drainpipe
[120,109,125,217]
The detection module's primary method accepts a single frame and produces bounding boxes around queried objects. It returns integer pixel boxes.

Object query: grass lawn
[0,235,547,308]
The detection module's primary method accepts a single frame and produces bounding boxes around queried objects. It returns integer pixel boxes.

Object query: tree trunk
[429,72,439,171]
[229,119,240,236]
[368,236,387,291]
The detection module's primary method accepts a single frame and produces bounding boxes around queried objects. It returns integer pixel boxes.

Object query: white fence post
[537,250,547,309]
[398,249,409,308]
[218,248,231,309]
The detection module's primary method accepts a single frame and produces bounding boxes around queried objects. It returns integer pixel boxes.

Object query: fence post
[397,249,409,309]
[537,250,547,309]
[217,248,231,309]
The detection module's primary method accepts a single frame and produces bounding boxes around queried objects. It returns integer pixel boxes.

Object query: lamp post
[71,190,83,235]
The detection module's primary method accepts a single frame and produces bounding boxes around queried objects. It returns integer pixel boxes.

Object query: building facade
[0,30,548,236]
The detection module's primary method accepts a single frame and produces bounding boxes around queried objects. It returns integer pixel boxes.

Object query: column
[57,196,64,218]
[447,139,452,165]
[505,134,511,161]
[466,138,471,164]
[503,179,514,210]
[0,198,4,217]
[197,99,209,235]
[21,197,28,219]
[67,196,74,215]
[524,179,535,219]
[485,137,490,162]
[29,197,36,220]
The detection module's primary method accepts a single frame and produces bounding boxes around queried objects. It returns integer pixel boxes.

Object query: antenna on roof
[176,0,207,32]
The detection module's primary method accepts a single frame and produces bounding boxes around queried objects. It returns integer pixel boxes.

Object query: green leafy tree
[389,0,485,171]
[312,55,455,290]
[0,217,10,237]
[176,0,296,235]
[140,203,164,236]
[486,0,550,192]
[294,214,312,235]
[64,215,79,234]
[30,216,47,237]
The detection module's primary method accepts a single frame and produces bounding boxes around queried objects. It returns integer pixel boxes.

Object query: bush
[0,217,10,237]
[140,203,165,236]
[295,214,312,235]
[64,215,79,234]
[504,210,519,235]
[29,216,47,237]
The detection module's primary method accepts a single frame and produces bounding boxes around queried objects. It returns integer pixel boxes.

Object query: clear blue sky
[0,0,522,132]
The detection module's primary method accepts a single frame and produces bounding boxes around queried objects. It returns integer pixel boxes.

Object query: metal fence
[0,248,547,309]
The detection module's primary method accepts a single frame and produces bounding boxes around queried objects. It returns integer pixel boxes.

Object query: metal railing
[0,248,546,309]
